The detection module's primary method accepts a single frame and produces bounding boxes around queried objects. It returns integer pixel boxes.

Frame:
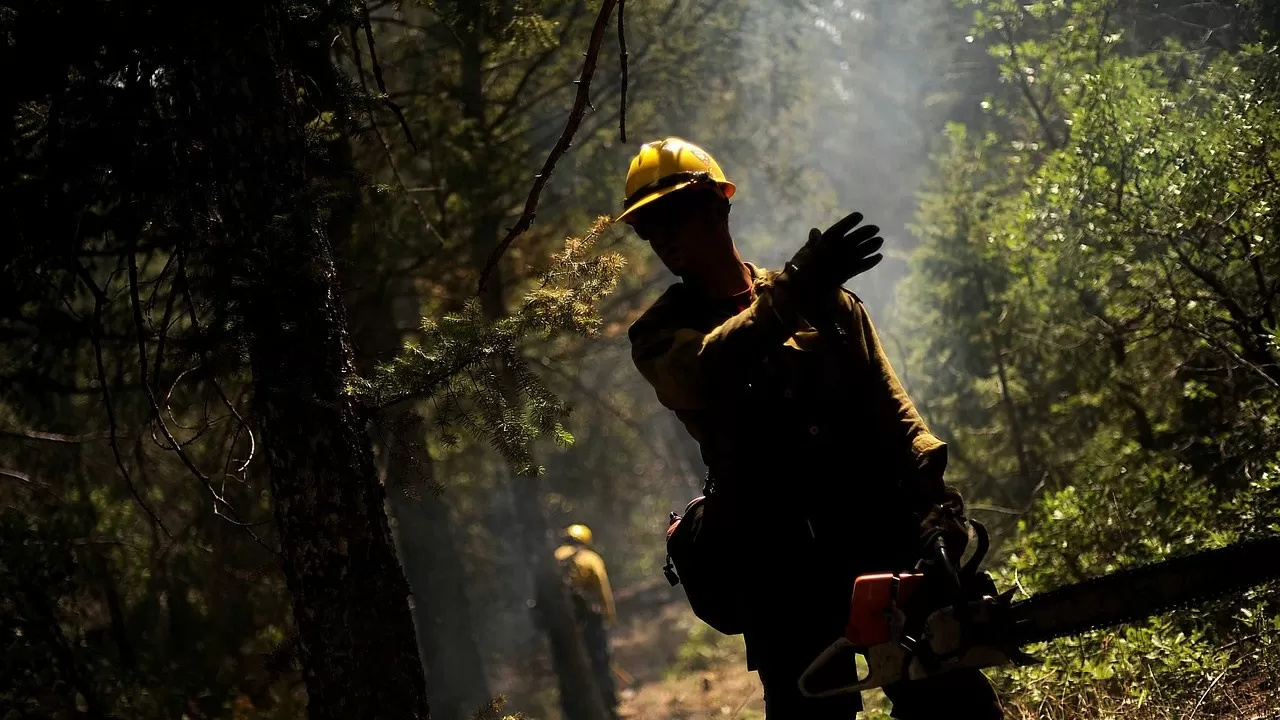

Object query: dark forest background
[2,1,1278,718]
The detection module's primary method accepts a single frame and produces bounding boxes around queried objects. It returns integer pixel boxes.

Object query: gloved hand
[917,486,970,563]
[775,211,885,320]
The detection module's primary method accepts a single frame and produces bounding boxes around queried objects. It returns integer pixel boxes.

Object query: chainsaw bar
[1008,535,1280,645]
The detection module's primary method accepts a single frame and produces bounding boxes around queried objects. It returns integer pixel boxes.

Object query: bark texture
[183,3,431,718]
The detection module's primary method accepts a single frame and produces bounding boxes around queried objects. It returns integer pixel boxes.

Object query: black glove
[775,211,885,320]
[917,486,970,563]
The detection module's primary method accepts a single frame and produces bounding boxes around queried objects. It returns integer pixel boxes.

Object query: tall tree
[3,1,431,717]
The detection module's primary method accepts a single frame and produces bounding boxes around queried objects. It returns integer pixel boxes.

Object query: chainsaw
[798,522,1280,698]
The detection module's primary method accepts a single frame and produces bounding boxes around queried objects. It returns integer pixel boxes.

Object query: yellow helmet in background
[617,137,736,224]
[564,523,594,546]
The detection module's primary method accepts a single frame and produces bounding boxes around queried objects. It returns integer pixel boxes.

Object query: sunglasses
[631,188,725,241]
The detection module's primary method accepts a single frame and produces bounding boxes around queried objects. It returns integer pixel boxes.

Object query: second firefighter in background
[555,523,619,720]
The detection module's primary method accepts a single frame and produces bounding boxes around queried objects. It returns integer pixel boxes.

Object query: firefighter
[554,523,619,720]
[619,137,1004,719]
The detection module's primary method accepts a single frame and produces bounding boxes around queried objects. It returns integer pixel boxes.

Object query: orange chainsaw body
[846,572,926,646]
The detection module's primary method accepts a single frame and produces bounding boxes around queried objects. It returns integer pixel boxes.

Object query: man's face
[629,188,727,277]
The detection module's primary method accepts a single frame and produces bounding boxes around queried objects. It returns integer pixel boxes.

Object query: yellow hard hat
[564,524,593,546]
[616,137,736,224]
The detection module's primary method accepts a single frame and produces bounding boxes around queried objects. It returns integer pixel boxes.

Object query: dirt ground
[576,580,890,720]
[609,593,765,720]
[493,579,771,720]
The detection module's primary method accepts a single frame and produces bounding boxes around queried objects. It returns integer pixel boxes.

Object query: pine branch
[351,217,622,471]
[472,695,523,720]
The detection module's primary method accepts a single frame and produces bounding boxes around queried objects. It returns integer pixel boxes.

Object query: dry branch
[618,0,629,143]
[477,0,622,294]
[71,260,172,539]
[0,428,116,443]
[128,250,279,555]
[360,2,417,152]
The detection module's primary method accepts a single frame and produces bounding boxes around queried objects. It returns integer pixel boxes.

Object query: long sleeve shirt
[628,264,947,510]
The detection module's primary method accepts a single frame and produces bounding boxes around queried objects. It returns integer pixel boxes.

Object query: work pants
[560,595,618,720]
[580,609,618,719]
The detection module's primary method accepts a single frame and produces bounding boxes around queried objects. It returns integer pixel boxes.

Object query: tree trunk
[241,185,430,720]
[244,236,428,720]
[384,439,493,720]
[338,127,493,720]
[186,5,430,718]
[512,477,613,720]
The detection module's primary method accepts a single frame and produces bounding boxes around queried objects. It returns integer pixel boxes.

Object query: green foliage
[992,467,1273,715]
[900,1,1280,715]
[352,217,624,476]
[0,494,301,718]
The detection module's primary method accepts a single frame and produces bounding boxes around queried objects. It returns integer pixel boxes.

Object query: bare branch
[477,0,622,293]
[999,17,1062,151]
[0,466,33,484]
[373,120,449,250]
[0,428,115,443]
[129,249,280,555]
[1180,320,1280,391]
[348,14,448,254]
[489,0,589,132]
[617,0,629,143]
[74,260,172,539]
[360,2,417,152]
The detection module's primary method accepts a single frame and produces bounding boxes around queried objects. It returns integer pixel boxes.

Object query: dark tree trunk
[240,174,429,720]
[512,476,612,720]
[244,233,427,720]
[180,4,430,719]
[384,438,493,720]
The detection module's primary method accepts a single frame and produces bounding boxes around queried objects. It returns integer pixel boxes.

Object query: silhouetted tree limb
[477,0,622,293]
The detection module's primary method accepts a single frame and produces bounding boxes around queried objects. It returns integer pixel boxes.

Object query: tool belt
[663,476,748,636]
[662,474,967,638]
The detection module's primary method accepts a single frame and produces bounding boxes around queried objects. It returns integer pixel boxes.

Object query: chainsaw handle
[961,520,990,579]
[797,638,900,698]
[925,536,964,598]
[920,518,991,599]
[797,638,861,698]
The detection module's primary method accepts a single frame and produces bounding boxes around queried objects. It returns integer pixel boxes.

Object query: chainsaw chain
[1007,534,1280,645]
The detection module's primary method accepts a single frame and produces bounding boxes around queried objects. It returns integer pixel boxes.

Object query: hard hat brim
[616,179,736,225]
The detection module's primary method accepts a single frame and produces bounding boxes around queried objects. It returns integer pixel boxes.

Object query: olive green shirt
[628,265,947,507]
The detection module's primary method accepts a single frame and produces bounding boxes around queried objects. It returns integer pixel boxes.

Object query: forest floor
[611,595,763,720]
[603,580,892,720]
